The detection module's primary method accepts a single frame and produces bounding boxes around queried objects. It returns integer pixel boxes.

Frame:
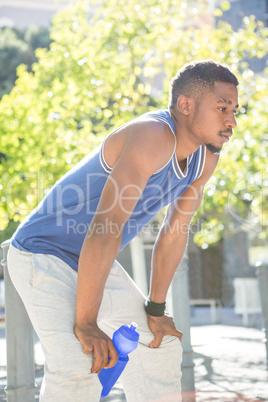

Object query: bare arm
[147,150,219,347]
[74,120,175,372]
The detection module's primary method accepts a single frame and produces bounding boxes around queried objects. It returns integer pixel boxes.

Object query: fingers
[82,342,93,354]
[74,324,118,374]
[91,338,119,373]
[150,328,182,349]
[91,339,109,373]
[174,329,183,342]
[104,341,119,369]
[149,332,164,348]
[147,314,183,348]
[74,331,94,355]
[164,315,183,342]
[166,317,183,341]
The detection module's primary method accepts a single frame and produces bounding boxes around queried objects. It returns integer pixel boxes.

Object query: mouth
[219,131,233,143]
[220,134,230,142]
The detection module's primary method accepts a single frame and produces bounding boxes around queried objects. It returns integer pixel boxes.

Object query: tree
[0,0,267,247]
[0,28,30,99]
[0,25,51,99]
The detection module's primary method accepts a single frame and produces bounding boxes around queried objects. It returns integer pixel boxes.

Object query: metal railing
[255,261,268,370]
[1,240,37,402]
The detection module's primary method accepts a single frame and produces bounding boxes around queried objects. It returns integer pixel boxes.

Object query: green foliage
[24,25,51,51]
[0,28,29,98]
[0,0,267,247]
[0,25,51,99]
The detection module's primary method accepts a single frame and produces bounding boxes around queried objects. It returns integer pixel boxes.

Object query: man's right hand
[74,322,119,374]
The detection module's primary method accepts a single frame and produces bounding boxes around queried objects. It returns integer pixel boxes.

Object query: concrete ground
[0,307,268,402]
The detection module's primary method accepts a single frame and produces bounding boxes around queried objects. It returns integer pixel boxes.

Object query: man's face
[192,82,239,154]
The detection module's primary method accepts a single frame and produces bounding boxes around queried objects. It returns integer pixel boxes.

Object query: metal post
[171,252,195,399]
[129,235,149,295]
[1,240,37,402]
[255,261,268,370]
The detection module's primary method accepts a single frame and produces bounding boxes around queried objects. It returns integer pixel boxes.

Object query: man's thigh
[7,246,112,401]
[99,261,182,402]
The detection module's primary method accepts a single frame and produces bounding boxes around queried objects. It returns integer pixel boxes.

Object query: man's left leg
[7,246,107,402]
[98,260,182,402]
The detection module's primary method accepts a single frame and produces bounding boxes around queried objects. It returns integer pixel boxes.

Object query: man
[8,59,239,401]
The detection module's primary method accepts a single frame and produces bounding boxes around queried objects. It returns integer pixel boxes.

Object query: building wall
[2,0,267,29]
[0,0,70,28]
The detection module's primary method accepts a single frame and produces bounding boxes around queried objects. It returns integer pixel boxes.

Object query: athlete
[8,60,239,401]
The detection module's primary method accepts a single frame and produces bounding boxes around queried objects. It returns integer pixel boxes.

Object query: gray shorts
[7,244,182,402]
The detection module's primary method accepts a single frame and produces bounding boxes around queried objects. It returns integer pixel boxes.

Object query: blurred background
[0,0,268,401]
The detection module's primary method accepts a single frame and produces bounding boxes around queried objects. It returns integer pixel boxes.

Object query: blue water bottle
[98,322,139,399]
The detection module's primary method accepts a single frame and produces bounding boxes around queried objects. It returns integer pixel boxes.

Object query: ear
[176,95,191,116]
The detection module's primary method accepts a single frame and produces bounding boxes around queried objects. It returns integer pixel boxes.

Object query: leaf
[0,0,267,247]
[220,1,231,11]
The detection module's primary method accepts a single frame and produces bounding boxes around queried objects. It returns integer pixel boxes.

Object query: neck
[169,109,200,161]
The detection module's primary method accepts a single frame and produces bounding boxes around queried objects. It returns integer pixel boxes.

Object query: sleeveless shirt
[11,109,206,271]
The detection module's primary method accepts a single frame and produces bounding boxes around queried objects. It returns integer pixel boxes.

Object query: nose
[225,113,237,129]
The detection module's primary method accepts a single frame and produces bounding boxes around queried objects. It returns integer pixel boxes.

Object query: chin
[205,143,222,155]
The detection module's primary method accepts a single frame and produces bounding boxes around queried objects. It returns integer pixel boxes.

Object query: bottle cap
[119,322,139,342]
[129,322,138,332]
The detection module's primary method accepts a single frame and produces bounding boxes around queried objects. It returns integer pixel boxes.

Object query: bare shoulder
[124,117,176,176]
[104,117,176,176]
[128,117,175,152]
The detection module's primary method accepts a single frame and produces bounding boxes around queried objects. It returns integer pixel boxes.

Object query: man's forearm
[75,231,122,325]
[148,187,203,304]
[149,228,189,303]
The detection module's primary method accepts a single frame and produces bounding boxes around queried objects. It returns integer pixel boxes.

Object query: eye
[218,107,226,112]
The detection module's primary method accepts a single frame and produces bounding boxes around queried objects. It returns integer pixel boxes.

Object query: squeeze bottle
[98,322,139,399]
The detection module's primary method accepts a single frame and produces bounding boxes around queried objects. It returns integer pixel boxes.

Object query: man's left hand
[147,313,183,348]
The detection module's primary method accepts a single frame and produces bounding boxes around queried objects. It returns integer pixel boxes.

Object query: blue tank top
[12,109,206,271]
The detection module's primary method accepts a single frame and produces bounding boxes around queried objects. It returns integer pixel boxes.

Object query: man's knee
[42,332,94,377]
[40,333,102,402]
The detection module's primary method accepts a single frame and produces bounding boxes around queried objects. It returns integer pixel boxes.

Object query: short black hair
[168,59,239,110]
